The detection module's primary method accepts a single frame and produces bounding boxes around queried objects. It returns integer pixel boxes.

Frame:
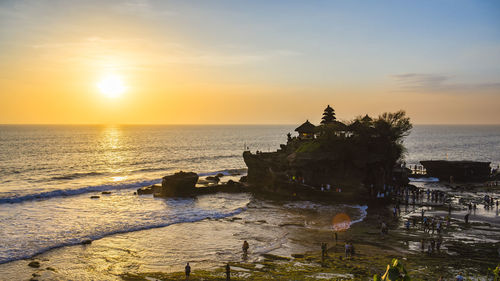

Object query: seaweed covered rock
[155,171,199,197]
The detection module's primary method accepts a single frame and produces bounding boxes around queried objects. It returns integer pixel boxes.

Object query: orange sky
[1,1,499,124]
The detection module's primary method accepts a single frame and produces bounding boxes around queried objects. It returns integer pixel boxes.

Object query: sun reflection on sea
[111,176,126,182]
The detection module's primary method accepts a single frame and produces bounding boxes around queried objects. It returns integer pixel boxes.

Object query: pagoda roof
[295,120,316,133]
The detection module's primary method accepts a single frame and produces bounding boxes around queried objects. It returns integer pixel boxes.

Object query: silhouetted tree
[321,105,336,125]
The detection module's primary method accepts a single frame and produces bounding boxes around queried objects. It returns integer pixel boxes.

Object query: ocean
[0,124,499,278]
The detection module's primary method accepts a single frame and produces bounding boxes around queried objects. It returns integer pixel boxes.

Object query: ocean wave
[0,167,247,204]
[50,171,104,180]
[409,177,439,182]
[0,179,161,204]
[0,206,247,265]
[198,168,247,177]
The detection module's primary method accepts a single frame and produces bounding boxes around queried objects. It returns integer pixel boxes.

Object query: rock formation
[420,160,491,182]
[156,171,199,197]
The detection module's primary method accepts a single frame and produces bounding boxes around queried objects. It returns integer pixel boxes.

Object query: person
[242,240,249,255]
[456,272,464,281]
[464,213,469,224]
[321,242,328,260]
[420,239,425,252]
[185,262,191,280]
[405,219,411,230]
[225,263,231,281]
[344,242,351,258]
[436,237,442,252]
[334,232,338,244]
[350,242,355,256]
[381,222,388,236]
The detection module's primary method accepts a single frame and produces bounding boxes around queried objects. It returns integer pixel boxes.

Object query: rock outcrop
[420,160,491,182]
[156,171,199,197]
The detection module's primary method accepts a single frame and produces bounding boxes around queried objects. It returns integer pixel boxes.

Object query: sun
[97,74,126,98]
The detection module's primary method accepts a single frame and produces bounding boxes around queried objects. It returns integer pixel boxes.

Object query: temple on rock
[294,120,316,139]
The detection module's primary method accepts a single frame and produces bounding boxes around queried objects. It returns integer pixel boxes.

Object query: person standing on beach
[185,262,191,280]
[344,242,351,259]
[464,213,469,224]
[242,240,249,255]
[321,242,328,258]
[456,272,464,281]
[225,263,231,281]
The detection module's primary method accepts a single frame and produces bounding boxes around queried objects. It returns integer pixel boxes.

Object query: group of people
[184,240,250,280]
[344,241,355,258]
[420,236,443,255]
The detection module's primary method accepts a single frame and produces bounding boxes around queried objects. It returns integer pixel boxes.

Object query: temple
[294,120,316,139]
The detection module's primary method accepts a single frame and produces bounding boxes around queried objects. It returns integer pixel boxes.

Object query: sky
[0,0,499,124]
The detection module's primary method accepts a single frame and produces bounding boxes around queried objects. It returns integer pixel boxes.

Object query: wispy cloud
[31,37,300,69]
[390,73,500,95]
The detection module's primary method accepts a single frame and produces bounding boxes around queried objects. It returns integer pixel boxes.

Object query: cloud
[391,73,449,90]
[390,73,500,95]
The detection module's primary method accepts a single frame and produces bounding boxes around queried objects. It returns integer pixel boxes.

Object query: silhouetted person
[185,262,191,280]
[242,240,249,255]
[464,213,470,224]
[225,263,231,280]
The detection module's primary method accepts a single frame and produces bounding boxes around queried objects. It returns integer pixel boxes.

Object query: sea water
[0,124,499,268]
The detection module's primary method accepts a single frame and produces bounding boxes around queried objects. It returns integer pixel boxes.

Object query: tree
[321,105,336,125]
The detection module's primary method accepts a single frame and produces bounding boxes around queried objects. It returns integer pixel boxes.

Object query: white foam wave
[0,206,247,264]
[0,179,161,204]
[409,177,440,182]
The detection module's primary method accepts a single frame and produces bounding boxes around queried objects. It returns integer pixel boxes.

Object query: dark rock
[227,180,236,185]
[46,267,56,272]
[155,171,199,197]
[32,273,40,277]
[28,261,40,268]
[137,185,161,195]
[216,173,225,178]
[81,239,92,245]
[90,195,100,199]
[292,254,305,258]
[239,176,247,182]
[421,160,491,182]
[101,191,112,195]
[206,176,220,183]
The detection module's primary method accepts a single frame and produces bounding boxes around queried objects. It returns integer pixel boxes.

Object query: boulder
[155,171,199,197]
[101,191,112,195]
[216,173,225,178]
[137,185,161,195]
[239,176,248,183]
[28,261,40,268]
[81,239,92,245]
[90,195,100,199]
[206,176,220,183]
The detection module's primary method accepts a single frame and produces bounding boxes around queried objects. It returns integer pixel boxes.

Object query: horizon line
[2,123,500,126]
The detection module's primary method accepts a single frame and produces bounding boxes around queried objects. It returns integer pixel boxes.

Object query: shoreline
[122,184,500,281]
[2,181,499,280]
